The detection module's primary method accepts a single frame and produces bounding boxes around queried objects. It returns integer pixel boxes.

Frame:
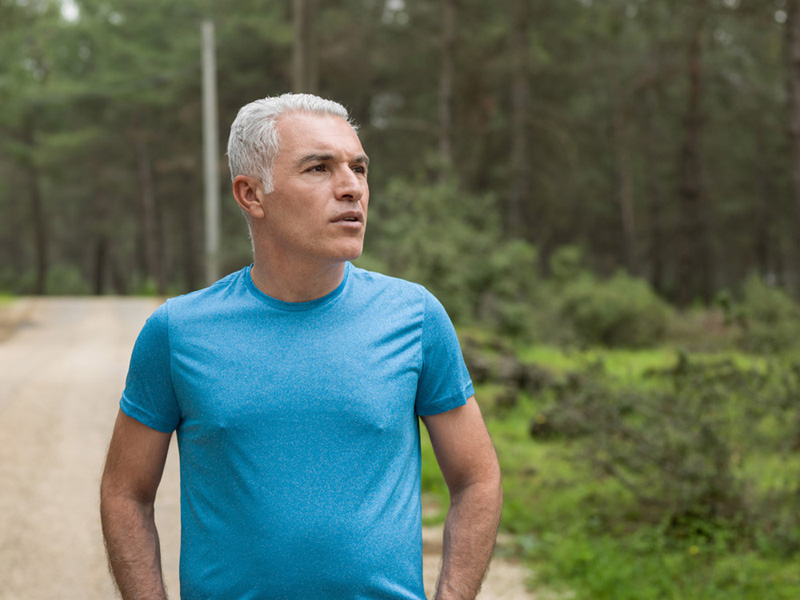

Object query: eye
[306,164,326,173]
[352,165,367,175]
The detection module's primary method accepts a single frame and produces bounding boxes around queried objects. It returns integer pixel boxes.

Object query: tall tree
[507,0,530,239]
[22,116,49,295]
[611,84,638,276]
[787,0,800,290]
[132,126,165,294]
[438,0,456,168]
[676,0,712,306]
[642,79,668,294]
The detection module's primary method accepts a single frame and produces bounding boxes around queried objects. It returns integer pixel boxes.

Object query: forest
[1,0,799,305]
[2,0,800,598]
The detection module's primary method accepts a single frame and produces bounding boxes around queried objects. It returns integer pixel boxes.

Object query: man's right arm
[100,409,172,600]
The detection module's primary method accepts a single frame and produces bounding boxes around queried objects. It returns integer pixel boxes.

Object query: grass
[420,336,800,600]
[518,344,770,380]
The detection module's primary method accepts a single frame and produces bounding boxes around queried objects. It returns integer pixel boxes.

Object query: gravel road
[0,297,534,600]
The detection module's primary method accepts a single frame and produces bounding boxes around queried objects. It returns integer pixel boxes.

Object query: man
[100,93,502,600]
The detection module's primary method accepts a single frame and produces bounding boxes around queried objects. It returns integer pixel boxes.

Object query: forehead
[275,112,364,160]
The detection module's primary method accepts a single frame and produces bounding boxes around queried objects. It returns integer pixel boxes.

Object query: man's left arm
[421,396,503,600]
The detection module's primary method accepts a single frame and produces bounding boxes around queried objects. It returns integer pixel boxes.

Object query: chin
[341,248,363,262]
[335,241,364,262]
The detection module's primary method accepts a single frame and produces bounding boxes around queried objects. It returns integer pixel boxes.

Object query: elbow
[99,475,155,525]
[490,464,504,512]
[450,461,503,511]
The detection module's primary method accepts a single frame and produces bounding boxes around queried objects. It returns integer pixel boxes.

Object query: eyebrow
[296,153,370,168]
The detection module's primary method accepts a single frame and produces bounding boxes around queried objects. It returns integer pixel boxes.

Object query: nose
[333,166,364,202]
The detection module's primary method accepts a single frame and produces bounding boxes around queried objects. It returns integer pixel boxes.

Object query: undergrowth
[420,336,800,600]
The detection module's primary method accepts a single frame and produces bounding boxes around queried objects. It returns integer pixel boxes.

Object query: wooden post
[202,20,220,286]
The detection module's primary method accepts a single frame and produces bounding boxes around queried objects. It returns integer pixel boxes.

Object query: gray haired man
[101,93,502,600]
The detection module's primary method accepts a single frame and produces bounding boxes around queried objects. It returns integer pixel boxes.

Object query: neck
[249,254,347,303]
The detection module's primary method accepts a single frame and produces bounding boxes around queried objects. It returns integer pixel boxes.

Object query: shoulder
[347,265,454,332]
[348,264,432,305]
[162,267,250,318]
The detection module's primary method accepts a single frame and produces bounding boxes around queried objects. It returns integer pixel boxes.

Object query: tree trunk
[438,0,456,169]
[109,252,129,295]
[786,0,800,293]
[292,0,318,94]
[611,96,638,275]
[644,87,666,294]
[30,167,47,295]
[91,180,109,295]
[183,199,201,292]
[507,0,530,239]
[21,119,47,295]
[676,1,712,306]
[753,118,771,280]
[133,131,165,294]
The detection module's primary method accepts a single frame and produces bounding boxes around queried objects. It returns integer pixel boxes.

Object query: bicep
[421,396,500,494]
[101,409,172,504]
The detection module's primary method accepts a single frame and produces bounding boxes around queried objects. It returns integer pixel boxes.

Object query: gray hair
[227,93,355,193]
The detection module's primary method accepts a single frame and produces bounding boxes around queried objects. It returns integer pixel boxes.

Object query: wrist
[434,579,475,600]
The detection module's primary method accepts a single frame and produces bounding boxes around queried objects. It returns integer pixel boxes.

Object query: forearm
[100,494,167,600]
[435,479,503,600]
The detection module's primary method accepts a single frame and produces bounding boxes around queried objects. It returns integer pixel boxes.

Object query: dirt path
[0,297,534,600]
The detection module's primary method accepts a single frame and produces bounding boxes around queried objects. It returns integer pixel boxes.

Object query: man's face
[256,112,369,267]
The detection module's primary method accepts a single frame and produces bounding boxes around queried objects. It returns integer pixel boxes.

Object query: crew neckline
[244,262,351,312]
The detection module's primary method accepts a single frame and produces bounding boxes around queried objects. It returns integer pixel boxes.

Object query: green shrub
[734,276,800,354]
[548,244,585,284]
[537,526,800,600]
[559,271,671,348]
[366,175,545,335]
[528,353,800,554]
[46,264,91,295]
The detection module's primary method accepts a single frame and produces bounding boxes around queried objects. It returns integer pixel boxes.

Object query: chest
[168,312,422,442]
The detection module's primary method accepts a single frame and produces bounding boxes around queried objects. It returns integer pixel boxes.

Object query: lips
[332,212,363,223]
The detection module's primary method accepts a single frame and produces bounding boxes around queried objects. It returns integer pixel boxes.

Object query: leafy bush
[447,333,800,599]
[365,175,545,336]
[733,276,800,354]
[46,264,91,295]
[528,353,800,549]
[548,244,584,284]
[534,372,744,526]
[537,526,800,600]
[558,271,672,348]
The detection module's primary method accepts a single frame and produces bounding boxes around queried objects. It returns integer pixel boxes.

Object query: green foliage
[528,353,800,536]
[436,337,800,599]
[366,175,542,336]
[0,0,795,304]
[732,276,800,354]
[537,527,800,600]
[44,264,92,295]
[558,270,672,348]
[136,277,162,297]
[548,245,584,284]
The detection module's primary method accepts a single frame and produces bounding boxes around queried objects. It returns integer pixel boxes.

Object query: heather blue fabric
[120,263,474,600]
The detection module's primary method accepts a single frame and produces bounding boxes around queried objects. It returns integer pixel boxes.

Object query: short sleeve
[120,302,181,433]
[414,290,474,416]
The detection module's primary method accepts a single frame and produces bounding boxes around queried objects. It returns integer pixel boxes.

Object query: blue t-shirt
[120,263,474,599]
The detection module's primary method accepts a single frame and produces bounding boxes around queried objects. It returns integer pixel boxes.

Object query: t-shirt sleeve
[414,289,475,416]
[120,302,181,433]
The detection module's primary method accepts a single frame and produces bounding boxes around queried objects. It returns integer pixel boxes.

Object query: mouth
[332,212,364,224]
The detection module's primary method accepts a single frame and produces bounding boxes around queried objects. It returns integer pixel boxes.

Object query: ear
[232,175,266,219]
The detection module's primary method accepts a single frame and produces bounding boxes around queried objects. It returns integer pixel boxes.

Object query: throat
[249,259,347,303]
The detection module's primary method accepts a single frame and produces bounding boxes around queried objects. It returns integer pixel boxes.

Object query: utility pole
[202,20,221,285]
[292,0,318,93]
